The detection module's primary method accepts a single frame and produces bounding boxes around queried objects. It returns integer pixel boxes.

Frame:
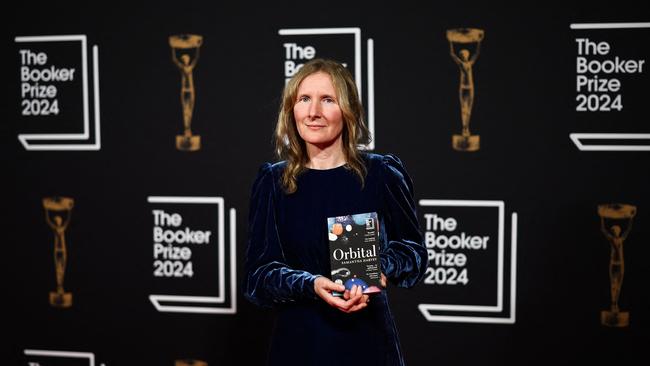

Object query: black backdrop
[5,2,648,365]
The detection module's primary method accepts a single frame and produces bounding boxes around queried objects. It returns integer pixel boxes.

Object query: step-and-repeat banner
[6,3,647,365]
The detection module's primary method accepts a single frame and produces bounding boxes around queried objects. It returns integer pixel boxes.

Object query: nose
[308,99,321,119]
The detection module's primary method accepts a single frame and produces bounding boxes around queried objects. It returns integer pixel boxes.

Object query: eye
[298,95,310,103]
[323,97,336,104]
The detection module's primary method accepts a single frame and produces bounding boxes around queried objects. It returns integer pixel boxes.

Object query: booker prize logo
[417,199,518,324]
[147,196,237,314]
[447,28,484,152]
[23,349,106,366]
[569,22,649,151]
[169,34,203,151]
[15,35,101,151]
[598,203,636,327]
[43,196,74,308]
[278,27,376,150]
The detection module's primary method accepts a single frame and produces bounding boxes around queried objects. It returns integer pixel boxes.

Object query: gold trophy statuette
[598,203,636,327]
[447,28,484,152]
[175,360,207,366]
[170,34,203,151]
[43,196,74,308]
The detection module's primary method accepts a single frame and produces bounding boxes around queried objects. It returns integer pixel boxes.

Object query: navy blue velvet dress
[244,153,428,366]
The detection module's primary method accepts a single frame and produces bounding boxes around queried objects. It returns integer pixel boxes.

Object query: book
[327,212,382,296]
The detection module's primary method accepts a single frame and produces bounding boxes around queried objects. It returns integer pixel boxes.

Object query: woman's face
[293,71,344,149]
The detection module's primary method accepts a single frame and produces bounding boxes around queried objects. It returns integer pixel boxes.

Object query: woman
[244,58,428,365]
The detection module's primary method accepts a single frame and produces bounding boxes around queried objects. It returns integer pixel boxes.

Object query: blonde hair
[275,58,371,194]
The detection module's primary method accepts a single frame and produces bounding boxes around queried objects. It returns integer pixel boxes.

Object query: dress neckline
[304,163,348,172]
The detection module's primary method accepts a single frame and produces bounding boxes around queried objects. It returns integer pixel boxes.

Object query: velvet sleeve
[243,163,320,308]
[379,154,429,288]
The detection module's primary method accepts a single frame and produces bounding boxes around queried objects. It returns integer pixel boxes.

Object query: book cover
[327,212,382,296]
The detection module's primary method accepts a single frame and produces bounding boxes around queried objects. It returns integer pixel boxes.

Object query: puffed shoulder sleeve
[380,154,429,288]
[243,163,320,308]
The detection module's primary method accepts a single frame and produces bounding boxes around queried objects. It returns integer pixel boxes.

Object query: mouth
[305,124,326,130]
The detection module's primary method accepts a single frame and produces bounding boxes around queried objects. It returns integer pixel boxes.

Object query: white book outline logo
[147,196,237,314]
[417,199,518,324]
[569,22,650,152]
[15,34,101,151]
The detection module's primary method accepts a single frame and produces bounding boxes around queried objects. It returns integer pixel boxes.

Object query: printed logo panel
[147,196,237,314]
[23,349,105,366]
[569,22,649,151]
[15,35,101,151]
[417,200,518,324]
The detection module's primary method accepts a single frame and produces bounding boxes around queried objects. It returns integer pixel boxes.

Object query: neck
[305,137,346,170]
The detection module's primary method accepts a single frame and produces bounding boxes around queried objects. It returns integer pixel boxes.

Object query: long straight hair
[274,58,371,194]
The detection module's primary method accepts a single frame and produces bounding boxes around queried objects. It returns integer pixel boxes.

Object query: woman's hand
[342,284,370,311]
[314,277,368,313]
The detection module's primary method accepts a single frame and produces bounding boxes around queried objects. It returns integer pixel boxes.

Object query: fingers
[314,276,345,294]
[380,273,387,288]
[343,289,351,300]
[314,277,347,308]
[315,288,348,309]
[346,301,369,313]
[331,283,346,293]
[335,285,371,313]
[315,279,372,313]
[342,284,361,301]
[350,284,362,302]
[326,295,350,309]
[339,295,369,313]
